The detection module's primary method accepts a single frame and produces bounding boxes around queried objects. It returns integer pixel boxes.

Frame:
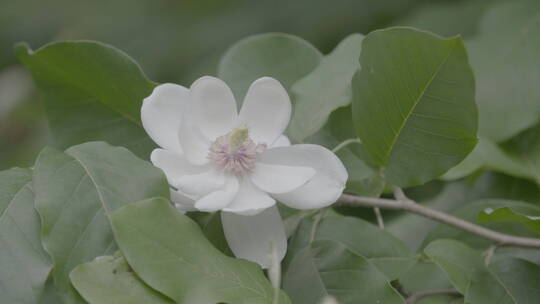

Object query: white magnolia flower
[141,76,347,268]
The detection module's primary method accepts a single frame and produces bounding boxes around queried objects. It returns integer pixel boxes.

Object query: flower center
[208,127,266,175]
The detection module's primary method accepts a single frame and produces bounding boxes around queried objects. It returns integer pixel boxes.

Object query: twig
[331,138,362,153]
[484,244,498,265]
[309,208,328,243]
[336,193,540,248]
[406,289,461,304]
[392,186,408,201]
[373,207,384,229]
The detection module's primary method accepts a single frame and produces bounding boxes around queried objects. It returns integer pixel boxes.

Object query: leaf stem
[331,138,362,153]
[269,241,281,304]
[484,244,498,265]
[373,207,384,229]
[337,190,540,248]
[406,289,461,304]
[309,208,328,243]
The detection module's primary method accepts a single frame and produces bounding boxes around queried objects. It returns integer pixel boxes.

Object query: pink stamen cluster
[208,133,266,175]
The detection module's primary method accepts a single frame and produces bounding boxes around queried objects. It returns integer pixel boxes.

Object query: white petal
[189,76,238,140]
[194,176,239,212]
[178,120,211,165]
[223,178,276,216]
[176,169,225,198]
[221,206,287,269]
[260,144,348,209]
[272,175,344,210]
[271,135,291,148]
[250,163,315,194]
[150,149,208,186]
[170,189,196,212]
[142,83,189,153]
[239,77,291,145]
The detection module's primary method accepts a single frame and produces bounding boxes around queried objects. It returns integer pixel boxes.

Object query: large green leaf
[468,1,540,142]
[0,168,51,304]
[16,41,156,157]
[478,205,540,236]
[464,172,540,204]
[111,197,290,304]
[398,261,453,294]
[424,240,483,295]
[443,122,540,184]
[441,138,532,181]
[283,240,405,304]
[218,32,322,104]
[352,27,477,187]
[287,33,363,142]
[188,211,232,255]
[425,239,540,304]
[33,142,169,303]
[489,258,540,304]
[501,122,540,184]
[70,253,174,304]
[286,215,415,280]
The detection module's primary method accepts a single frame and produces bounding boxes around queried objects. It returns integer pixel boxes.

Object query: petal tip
[191,75,229,90]
[252,76,281,86]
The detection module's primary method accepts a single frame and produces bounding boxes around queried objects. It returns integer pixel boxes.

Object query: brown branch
[337,193,540,248]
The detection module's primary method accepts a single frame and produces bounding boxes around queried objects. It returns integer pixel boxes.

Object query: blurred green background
[0,0,497,169]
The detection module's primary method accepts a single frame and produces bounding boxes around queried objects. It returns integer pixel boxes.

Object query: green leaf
[16,41,156,157]
[489,258,540,304]
[441,138,532,181]
[287,215,416,280]
[33,142,169,303]
[443,124,540,184]
[425,240,540,304]
[188,211,232,255]
[0,168,52,304]
[283,240,405,304]
[218,32,322,104]
[70,253,174,304]
[501,122,540,184]
[398,261,453,293]
[466,172,540,204]
[424,240,483,294]
[352,27,478,187]
[492,245,540,267]
[111,197,290,304]
[287,33,364,142]
[478,206,540,236]
[468,1,540,142]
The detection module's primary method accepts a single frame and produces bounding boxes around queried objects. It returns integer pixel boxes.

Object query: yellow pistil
[228,126,249,151]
